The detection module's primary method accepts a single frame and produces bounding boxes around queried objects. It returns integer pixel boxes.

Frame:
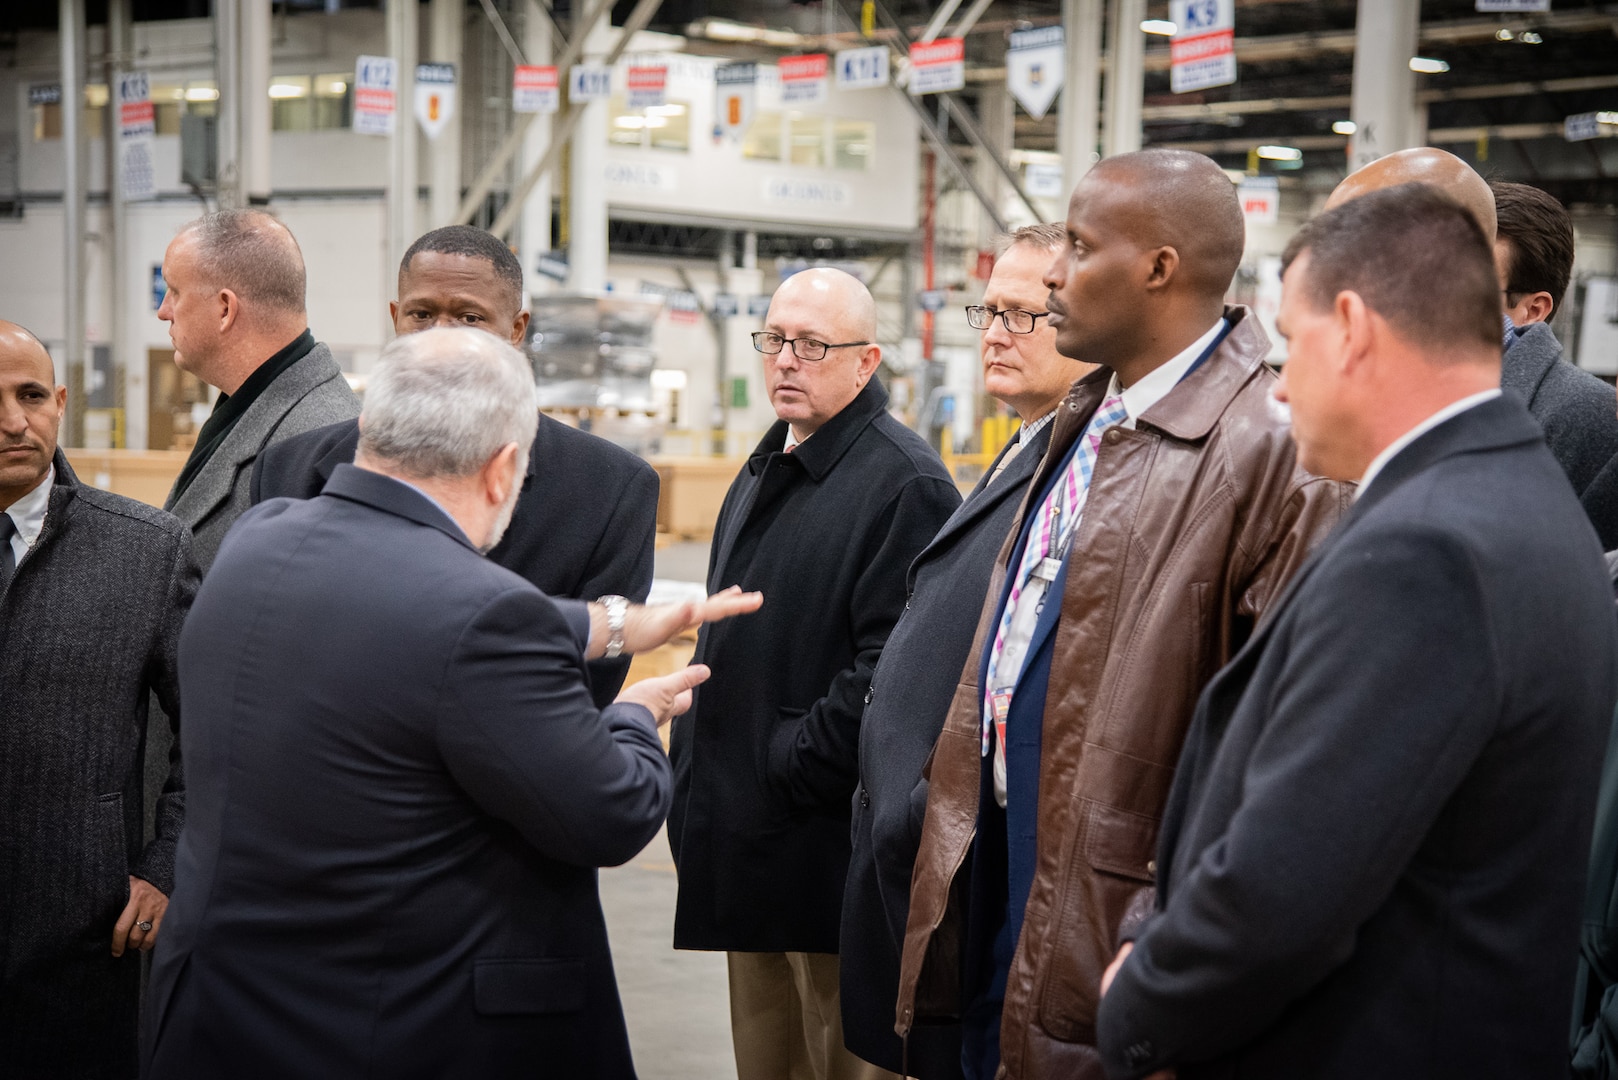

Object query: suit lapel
[910,425,1051,580]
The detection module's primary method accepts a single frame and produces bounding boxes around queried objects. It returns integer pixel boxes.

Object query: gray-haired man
[146,327,759,1078]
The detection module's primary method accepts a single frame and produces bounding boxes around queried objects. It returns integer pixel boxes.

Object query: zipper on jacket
[897,820,976,1037]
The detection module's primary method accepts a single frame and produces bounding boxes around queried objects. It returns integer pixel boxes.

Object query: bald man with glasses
[668,268,960,1080]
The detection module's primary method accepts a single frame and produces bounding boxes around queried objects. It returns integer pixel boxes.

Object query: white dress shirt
[1356,389,1502,499]
[1107,318,1228,429]
[4,465,54,566]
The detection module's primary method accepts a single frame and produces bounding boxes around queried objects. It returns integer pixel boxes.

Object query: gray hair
[358,327,537,479]
[992,222,1067,257]
[179,208,306,313]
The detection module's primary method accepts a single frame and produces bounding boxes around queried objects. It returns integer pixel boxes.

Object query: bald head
[0,319,66,508]
[1083,149,1247,298]
[1327,148,1496,243]
[176,208,307,314]
[770,267,878,342]
[0,320,54,383]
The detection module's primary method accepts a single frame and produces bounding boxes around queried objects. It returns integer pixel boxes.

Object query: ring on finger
[137,920,153,932]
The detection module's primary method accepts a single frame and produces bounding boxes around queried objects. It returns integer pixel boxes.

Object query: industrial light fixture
[1520,31,1543,44]
[1140,19,1177,35]
[1495,28,1514,41]
[184,86,219,102]
[1332,120,1357,135]
[268,82,307,99]
[1409,57,1450,73]
[687,17,807,48]
[1256,144,1303,161]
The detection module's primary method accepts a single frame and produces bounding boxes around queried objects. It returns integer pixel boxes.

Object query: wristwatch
[599,594,629,658]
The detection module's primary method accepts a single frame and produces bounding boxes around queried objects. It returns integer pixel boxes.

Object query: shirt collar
[784,425,805,453]
[1356,388,1502,499]
[1106,319,1228,427]
[5,464,55,550]
[1018,407,1058,445]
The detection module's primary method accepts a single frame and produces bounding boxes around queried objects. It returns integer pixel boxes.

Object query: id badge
[990,688,1013,725]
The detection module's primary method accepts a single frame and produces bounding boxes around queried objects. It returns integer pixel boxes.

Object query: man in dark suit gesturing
[146,327,758,1079]
[1096,186,1618,1079]
[253,225,658,705]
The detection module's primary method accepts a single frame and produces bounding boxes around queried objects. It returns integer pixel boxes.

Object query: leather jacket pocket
[1037,800,1160,1043]
[473,958,587,1016]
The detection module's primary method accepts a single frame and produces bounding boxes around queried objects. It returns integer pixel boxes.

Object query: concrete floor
[599,538,737,1080]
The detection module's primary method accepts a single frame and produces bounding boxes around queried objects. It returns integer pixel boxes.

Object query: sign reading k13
[1169,0,1236,94]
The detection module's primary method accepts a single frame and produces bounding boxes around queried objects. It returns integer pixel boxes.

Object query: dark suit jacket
[1096,395,1618,1080]
[252,413,659,706]
[840,423,1052,1079]
[669,377,962,953]
[0,451,197,1080]
[145,465,670,1080]
[1503,321,1618,548]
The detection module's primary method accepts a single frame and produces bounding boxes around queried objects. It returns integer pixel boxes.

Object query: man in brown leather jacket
[895,149,1349,1080]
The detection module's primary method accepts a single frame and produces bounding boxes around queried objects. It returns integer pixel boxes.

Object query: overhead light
[1140,19,1177,35]
[645,103,686,116]
[698,18,762,42]
[1409,57,1450,73]
[323,80,347,95]
[1495,28,1514,41]
[1520,31,1542,44]
[1256,144,1302,161]
[1332,120,1357,135]
[184,87,219,102]
[614,116,647,129]
[268,82,307,99]
[688,17,807,48]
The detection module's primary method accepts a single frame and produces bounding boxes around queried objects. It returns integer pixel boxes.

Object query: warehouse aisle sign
[354,55,397,135]
[1169,0,1236,94]
[116,71,156,201]
[570,64,612,102]
[415,63,456,137]
[910,38,965,95]
[1238,175,1279,224]
[715,62,757,142]
[1475,0,1549,10]
[1007,26,1063,120]
[627,65,667,109]
[780,53,830,105]
[513,65,559,114]
[836,46,889,90]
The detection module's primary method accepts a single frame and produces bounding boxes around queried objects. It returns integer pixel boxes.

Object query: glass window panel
[608,95,646,147]
[313,73,351,129]
[788,112,825,168]
[833,118,873,170]
[742,110,782,161]
[646,101,688,152]
[269,75,313,132]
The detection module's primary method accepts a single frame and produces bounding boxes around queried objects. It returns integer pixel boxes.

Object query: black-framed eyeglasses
[965,306,1051,335]
[751,331,871,361]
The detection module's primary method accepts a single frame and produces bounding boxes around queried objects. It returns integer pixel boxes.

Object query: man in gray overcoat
[0,320,198,1078]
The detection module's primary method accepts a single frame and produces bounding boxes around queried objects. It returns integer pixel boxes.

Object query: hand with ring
[112,876,169,957]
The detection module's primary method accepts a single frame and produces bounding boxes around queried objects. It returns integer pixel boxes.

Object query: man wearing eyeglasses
[668,267,961,1080]
[840,222,1097,1079]
[897,149,1350,1080]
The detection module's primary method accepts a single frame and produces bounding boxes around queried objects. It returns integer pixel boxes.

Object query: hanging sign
[1476,0,1549,10]
[354,54,398,135]
[780,53,830,105]
[1238,175,1279,224]
[512,64,558,114]
[836,45,890,90]
[1169,0,1236,94]
[747,295,773,317]
[570,64,612,102]
[116,71,157,201]
[1025,161,1065,199]
[626,65,667,109]
[715,62,757,142]
[29,83,63,106]
[1007,26,1063,121]
[909,38,965,96]
[414,62,456,138]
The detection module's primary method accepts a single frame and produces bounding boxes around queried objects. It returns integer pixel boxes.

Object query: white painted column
[519,0,553,299]
[243,0,272,203]
[387,0,420,293]
[213,0,243,208]
[975,82,1014,241]
[566,24,611,294]
[61,0,87,411]
[1058,0,1102,192]
[1348,0,1420,171]
[106,0,139,448]
[428,0,464,229]
[1103,0,1145,158]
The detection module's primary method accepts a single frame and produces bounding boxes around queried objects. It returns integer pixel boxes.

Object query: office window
[607,97,690,152]
[31,84,105,141]
[788,113,824,168]
[833,119,874,170]
[742,110,782,161]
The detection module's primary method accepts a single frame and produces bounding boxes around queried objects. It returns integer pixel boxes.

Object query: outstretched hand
[586,586,763,659]
[617,663,711,727]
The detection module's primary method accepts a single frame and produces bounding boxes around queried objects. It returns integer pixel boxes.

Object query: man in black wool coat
[0,320,199,1079]
[668,267,961,1080]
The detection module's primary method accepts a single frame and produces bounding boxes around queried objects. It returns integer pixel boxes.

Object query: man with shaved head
[669,267,960,1080]
[899,149,1348,1080]
[1328,152,1618,545]
[0,320,198,1076]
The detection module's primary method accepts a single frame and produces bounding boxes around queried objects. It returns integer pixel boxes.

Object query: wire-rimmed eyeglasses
[751,331,872,361]
[965,305,1051,335]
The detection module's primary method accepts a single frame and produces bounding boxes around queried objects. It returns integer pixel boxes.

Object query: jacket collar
[912,421,1050,580]
[320,462,476,551]
[748,376,891,482]
[1500,320,1562,403]
[16,449,82,575]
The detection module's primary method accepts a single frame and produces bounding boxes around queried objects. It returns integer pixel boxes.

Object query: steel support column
[1058,0,1103,191]
[388,0,421,286]
[1104,0,1145,157]
[60,0,87,422]
[1348,0,1420,170]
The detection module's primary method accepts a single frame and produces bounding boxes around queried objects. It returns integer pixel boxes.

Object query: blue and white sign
[836,46,890,90]
[354,54,398,135]
[569,64,612,103]
[715,62,757,142]
[713,293,739,318]
[536,251,569,283]
[1169,0,1236,94]
[917,289,947,312]
[415,62,456,139]
[747,294,773,317]
[1476,0,1549,11]
[151,264,166,311]
[116,71,157,201]
[1024,161,1065,199]
[1007,26,1063,121]
[763,177,852,207]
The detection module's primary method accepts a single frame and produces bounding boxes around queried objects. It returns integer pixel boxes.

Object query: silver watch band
[600,594,629,658]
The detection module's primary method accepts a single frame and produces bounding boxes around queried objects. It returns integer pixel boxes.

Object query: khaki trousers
[727,951,901,1080]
